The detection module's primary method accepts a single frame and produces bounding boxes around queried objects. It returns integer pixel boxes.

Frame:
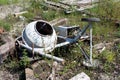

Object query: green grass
[0,0,19,5]
[0,20,11,31]
[89,0,120,20]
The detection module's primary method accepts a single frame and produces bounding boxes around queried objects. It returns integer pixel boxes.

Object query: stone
[25,68,39,80]
[25,68,34,76]
[69,72,90,80]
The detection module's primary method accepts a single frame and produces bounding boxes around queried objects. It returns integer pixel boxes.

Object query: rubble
[25,68,38,80]
[0,4,23,19]
[0,70,19,80]
[69,72,90,80]
[0,35,15,63]
[60,0,99,5]
[42,0,99,14]
[26,60,51,80]
[93,42,113,53]
[98,73,119,80]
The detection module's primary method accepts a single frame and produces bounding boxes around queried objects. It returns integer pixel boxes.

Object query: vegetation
[0,20,11,31]
[0,0,19,5]
[19,49,30,68]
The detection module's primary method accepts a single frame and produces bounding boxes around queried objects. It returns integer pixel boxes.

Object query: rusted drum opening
[35,21,53,35]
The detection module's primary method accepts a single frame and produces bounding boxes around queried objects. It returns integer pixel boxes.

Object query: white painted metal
[90,27,93,64]
[17,40,64,62]
[22,20,57,49]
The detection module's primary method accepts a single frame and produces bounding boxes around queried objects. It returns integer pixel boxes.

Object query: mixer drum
[22,20,57,48]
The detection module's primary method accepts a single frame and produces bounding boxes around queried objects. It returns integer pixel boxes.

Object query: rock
[25,68,34,76]
[83,59,100,67]
[0,35,15,63]
[0,70,19,80]
[25,68,39,80]
[93,42,113,53]
[69,72,90,80]
[93,43,106,53]
[0,28,4,34]
[0,4,23,19]
[32,60,51,80]
[98,73,110,80]
[98,73,119,80]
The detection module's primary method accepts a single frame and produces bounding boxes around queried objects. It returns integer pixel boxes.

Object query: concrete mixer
[16,17,100,65]
[22,20,57,52]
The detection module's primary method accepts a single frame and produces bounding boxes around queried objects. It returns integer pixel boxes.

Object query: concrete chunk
[69,72,90,80]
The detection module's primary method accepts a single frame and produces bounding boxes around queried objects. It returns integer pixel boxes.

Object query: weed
[22,12,35,22]
[59,61,77,75]
[34,73,39,78]
[99,50,115,63]
[41,10,57,21]
[0,20,11,31]
[103,62,114,73]
[19,49,30,68]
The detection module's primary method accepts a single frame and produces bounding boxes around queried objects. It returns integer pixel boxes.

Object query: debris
[0,70,19,80]
[0,4,23,19]
[67,0,98,12]
[32,60,51,80]
[98,73,111,80]
[83,59,100,67]
[25,68,38,80]
[25,68,34,77]
[44,0,70,10]
[60,0,98,5]
[93,42,113,53]
[13,11,28,21]
[42,0,98,14]
[69,72,90,80]
[93,43,106,53]
[0,35,15,63]
[13,11,28,17]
